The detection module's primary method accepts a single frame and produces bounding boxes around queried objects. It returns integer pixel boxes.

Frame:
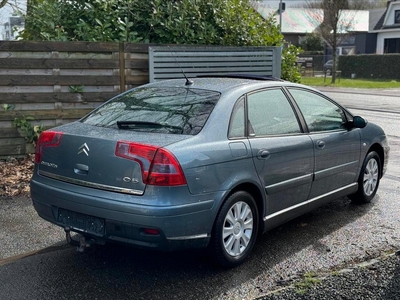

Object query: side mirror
[352,116,367,128]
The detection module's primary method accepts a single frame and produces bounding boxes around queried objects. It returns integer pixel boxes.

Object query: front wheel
[349,151,381,204]
[211,191,259,267]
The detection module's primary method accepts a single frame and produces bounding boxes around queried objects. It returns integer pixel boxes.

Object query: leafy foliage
[21,0,283,45]
[13,116,44,145]
[282,44,303,83]
[2,103,15,111]
[68,85,84,93]
[21,0,301,81]
[21,0,141,42]
[300,33,324,52]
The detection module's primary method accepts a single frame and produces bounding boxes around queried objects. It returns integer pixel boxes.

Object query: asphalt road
[1,88,399,300]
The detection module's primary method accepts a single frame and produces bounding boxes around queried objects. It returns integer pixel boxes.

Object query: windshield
[81,87,221,135]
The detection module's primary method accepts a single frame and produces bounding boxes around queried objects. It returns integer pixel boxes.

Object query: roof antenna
[168,46,193,86]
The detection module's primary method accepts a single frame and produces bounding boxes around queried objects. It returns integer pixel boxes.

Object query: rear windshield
[81,87,221,135]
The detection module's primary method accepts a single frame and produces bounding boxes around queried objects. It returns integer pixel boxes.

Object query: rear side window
[228,97,245,138]
[81,87,220,135]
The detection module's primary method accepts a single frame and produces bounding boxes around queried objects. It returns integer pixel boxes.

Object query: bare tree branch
[0,0,9,9]
[0,0,26,14]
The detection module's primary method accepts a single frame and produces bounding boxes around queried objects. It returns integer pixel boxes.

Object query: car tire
[211,191,259,267]
[349,151,381,204]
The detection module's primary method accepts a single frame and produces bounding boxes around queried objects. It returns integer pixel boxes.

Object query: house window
[384,38,400,53]
[395,10,400,24]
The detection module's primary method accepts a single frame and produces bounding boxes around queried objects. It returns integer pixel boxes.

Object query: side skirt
[262,183,358,233]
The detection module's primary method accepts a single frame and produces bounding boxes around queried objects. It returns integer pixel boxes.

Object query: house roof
[255,6,319,33]
[254,5,371,34]
[371,8,387,31]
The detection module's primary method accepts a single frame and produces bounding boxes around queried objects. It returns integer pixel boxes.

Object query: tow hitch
[64,227,97,253]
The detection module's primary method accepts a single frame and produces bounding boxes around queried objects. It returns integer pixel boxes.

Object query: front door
[245,88,314,218]
[287,88,361,199]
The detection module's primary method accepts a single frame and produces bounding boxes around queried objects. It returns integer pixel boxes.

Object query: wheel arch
[213,182,266,235]
[368,143,384,178]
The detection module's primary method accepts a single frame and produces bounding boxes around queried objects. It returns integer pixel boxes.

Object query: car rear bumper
[30,178,217,251]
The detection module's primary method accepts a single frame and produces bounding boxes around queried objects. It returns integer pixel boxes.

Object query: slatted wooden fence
[0,42,282,157]
[0,41,150,157]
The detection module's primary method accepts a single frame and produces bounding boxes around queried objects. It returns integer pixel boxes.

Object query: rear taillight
[35,131,64,163]
[115,141,186,186]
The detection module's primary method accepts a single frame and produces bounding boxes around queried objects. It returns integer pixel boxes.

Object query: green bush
[282,44,303,83]
[21,0,283,45]
[20,0,301,82]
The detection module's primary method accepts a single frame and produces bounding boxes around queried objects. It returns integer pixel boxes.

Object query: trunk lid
[37,122,190,195]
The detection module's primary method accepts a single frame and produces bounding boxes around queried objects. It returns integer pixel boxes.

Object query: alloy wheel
[363,158,379,196]
[222,201,254,257]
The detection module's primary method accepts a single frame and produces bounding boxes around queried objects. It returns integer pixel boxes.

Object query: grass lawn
[301,77,400,89]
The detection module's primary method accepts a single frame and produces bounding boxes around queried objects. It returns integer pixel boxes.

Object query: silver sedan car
[31,76,389,267]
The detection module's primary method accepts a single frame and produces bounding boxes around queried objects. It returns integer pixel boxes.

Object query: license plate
[57,208,105,236]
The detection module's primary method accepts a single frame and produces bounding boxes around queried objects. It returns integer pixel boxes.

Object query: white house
[254,4,373,55]
[373,0,400,54]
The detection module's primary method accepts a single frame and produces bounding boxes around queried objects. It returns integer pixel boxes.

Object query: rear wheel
[350,151,381,204]
[211,191,259,267]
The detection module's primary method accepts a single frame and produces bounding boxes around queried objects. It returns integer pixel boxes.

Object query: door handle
[257,149,270,160]
[316,140,325,149]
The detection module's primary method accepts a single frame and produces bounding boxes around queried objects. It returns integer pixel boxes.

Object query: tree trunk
[331,33,337,84]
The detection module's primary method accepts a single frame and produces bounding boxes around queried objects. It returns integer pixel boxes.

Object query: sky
[0,0,26,24]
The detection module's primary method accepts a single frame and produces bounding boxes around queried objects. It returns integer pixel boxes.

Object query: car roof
[142,76,303,94]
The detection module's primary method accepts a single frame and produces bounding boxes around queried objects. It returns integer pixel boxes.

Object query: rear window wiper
[117,121,183,132]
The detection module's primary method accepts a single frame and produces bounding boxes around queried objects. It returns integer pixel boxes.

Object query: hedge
[338,54,400,79]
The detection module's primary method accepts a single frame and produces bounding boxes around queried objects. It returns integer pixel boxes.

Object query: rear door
[287,88,361,199]
[244,88,314,217]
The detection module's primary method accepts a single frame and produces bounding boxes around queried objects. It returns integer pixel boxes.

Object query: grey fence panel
[149,46,282,82]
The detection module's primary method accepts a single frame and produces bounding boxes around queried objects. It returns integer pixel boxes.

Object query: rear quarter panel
[167,87,263,196]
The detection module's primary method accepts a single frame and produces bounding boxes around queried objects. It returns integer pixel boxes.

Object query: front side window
[81,87,220,135]
[288,88,347,132]
[247,89,301,136]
